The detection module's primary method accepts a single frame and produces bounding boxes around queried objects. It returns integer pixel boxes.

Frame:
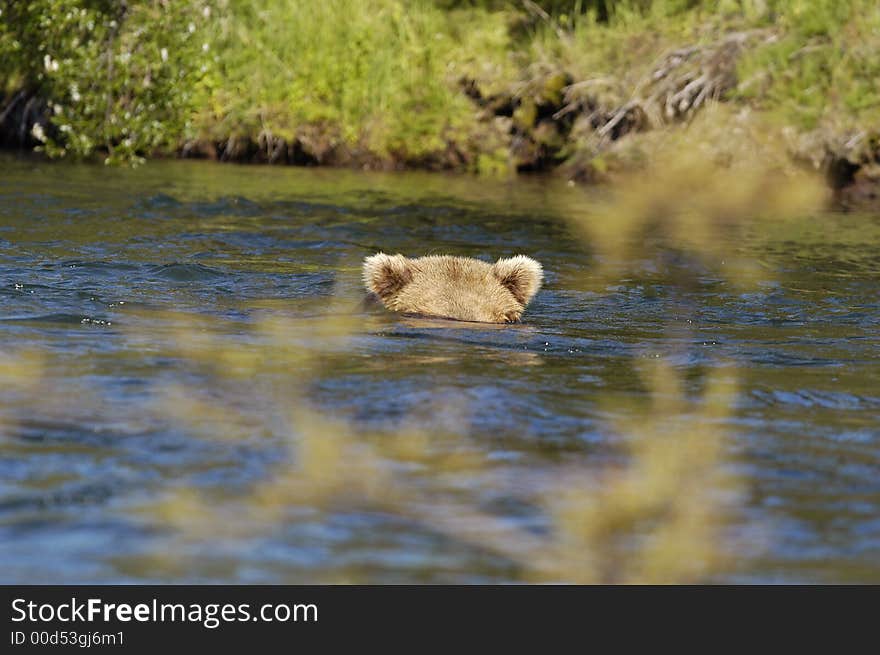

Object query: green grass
[515,0,880,174]
[736,0,880,133]
[194,0,514,164]
[524,0,880,122]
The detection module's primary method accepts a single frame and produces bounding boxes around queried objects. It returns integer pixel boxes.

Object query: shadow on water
[0,154,878,583]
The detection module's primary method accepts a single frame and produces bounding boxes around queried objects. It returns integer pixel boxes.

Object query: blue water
[1,154,878,583]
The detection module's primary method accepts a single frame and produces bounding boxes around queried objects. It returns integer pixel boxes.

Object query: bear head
[363,253,543,323]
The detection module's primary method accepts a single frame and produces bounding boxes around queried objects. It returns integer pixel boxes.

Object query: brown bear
[363,253,543,323]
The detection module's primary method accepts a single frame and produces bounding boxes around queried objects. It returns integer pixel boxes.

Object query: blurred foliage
[126,307,743,583]
[534,361,739,583]
[0,316,745,583]
[0,143,834,582]
[559,105,827,283]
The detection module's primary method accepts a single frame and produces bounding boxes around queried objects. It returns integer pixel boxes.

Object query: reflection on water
[0,154,878,583]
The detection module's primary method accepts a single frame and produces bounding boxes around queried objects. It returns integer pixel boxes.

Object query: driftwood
[571,30,774,146]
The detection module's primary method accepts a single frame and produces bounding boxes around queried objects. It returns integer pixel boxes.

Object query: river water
[1,154,878,583]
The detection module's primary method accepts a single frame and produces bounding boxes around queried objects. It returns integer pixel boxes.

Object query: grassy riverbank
[2,1,879,203]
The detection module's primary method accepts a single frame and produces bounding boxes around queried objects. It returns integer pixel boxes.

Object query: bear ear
[492,255,543,306]
[363,253,414,302]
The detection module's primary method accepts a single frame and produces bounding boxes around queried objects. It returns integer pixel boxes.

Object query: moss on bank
[1,1,879,205]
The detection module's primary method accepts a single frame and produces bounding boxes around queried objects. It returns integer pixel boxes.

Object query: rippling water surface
[1,154,878,583]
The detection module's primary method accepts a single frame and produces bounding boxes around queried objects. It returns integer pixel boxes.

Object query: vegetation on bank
[1,1,878,197]
[0,0,209,164]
